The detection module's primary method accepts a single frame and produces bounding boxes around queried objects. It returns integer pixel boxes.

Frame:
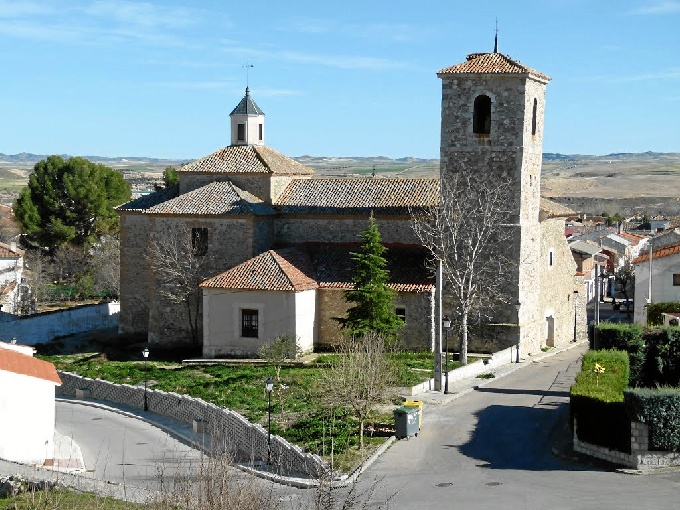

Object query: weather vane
[494,18,498,53]
[242,63,254,87]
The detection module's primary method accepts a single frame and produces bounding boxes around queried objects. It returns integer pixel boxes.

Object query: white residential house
[632,241,680,324]
[0,341,61,465]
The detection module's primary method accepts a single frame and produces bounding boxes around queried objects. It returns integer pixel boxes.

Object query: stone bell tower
[437,48,551,351]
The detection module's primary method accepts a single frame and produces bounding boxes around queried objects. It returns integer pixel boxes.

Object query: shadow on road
[475,387,570,398]
[457,404,600,472]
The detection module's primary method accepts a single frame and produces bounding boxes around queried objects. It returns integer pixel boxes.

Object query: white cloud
[629,1,680,14]
[84,0,196,29]
[578,68,680,83]
[0,0,52,18]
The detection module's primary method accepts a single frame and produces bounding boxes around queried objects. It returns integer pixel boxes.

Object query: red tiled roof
[200,247,317,291]
[275,178,439,215]
[437,52,551,83]
[0,348,61,385]
[146,181,275,216]
[633,241,680,265]
[117,184,179,212]
[200,244,434,293]
[0,242,23,258]
[180,145,315,176]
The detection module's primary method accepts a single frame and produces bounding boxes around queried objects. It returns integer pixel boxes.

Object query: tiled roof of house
[230,87,264,116]
[0,348,61,385]
[275,178,439,215]
[309,243,433,292]
[117,184,179,212]
[201,243,433,293]
[145,182,275,216]
[569,240,601,257]
[200,247,317,291]
[437,52,551,83]
[633,241,680,265]
[0,242,23,258]
[179,145,315,176]
[618,232,647,245]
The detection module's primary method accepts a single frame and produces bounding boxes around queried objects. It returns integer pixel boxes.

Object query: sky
[0,0,678,160]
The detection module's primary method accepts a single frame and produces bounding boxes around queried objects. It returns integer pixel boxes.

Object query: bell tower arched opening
[473,95,491,135]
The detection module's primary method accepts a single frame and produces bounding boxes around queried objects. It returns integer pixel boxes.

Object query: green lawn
[42,350,460,470]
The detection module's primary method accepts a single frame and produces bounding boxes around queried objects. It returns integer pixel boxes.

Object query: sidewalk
[5,339,588,490]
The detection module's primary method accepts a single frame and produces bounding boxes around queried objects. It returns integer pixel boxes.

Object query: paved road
[351,344,680,509]
[55,401,205,490]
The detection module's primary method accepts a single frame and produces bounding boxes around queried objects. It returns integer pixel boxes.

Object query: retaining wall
[57,371,329,479]
[573,419,680,469]
[0,303,119,345]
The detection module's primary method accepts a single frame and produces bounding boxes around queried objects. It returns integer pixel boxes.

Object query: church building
[118,49,585,357]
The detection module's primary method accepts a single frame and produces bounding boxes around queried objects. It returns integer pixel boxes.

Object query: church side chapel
[118,45,584,358]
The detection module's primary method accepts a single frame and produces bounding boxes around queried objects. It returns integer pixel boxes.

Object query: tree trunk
[359,418,365,450]
[460,311,469,365]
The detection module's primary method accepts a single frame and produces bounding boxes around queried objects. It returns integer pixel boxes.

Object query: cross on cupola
[230,87,265,146]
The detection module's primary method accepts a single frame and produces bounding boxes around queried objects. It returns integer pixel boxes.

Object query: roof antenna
[494,18,498,53]
[242,63,254,90]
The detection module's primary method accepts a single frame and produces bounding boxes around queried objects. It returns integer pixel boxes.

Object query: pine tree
[339,214,403,343]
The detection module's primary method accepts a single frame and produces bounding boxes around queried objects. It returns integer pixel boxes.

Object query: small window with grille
[241,309,259,338]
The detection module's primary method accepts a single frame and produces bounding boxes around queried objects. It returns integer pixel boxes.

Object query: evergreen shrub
[643,327,680,387]
[595,322,645,386]
[570,350,631,452]
[625,387,680,451]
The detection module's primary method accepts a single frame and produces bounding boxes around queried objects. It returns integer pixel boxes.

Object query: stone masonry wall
[119,213,152,336]
[57,371,329,478]
[538,218,580,350]
[315,289,432,350]
[574,419,680,470]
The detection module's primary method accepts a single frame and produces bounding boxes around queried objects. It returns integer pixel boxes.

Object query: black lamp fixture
[443,316,452,394]
[142,347,150,411]
[265,377,274,464]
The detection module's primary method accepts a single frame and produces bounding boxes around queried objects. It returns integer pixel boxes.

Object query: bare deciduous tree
[411,171,515,365]
[317,332,396,450]
[148,223,213,345]
[90,235,120,298]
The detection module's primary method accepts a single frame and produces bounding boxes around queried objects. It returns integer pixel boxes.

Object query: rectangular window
[241,309,259,338]
[258,123,263,141]
[191,227,208,256]
[237,123,245,141]
[395,307,406,323]
[673,274,680,286]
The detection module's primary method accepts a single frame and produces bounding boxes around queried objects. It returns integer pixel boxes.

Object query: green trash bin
[394,406,420,439]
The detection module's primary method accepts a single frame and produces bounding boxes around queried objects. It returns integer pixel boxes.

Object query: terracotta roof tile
[438,52,551,83]
[0,242,23,258]
[309,243,433,292]
[146,182,275,216]
[275,178,439,215]
[200,247,317,291]
[633,241,680,265]
[180,145,315,176]
[0,348,61,385]
[200,243,433,293]
[117,185,179,212]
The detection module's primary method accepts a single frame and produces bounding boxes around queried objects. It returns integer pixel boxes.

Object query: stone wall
[573,419,680,470]
[57,371,329,478]
[0,302,119,346]
[275,215,419,245]
[538,218,580,351]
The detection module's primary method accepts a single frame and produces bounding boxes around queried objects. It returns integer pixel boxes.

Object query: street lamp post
[142,348,149,411]
[443,316,452,394]
[265,378,274,464]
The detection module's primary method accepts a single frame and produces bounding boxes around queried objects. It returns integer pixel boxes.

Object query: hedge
[643,327,680,387]
[595,322,645,387]
[571,350,631,453]
[625,387,680,451]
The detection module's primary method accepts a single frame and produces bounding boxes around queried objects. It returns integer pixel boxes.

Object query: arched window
[531,98,538,136]
[473,95,491,135]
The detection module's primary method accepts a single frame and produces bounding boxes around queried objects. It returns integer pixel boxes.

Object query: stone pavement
[1,339,588,492]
